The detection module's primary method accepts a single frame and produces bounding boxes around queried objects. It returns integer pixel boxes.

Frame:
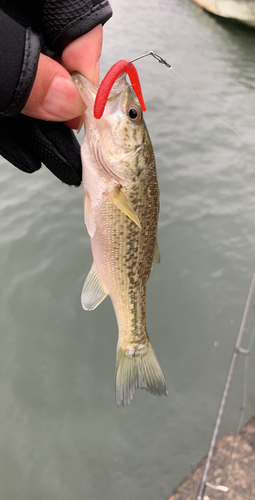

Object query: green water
[1,1,255,498]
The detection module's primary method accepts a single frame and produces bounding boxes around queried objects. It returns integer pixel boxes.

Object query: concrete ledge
[169,415,255,500]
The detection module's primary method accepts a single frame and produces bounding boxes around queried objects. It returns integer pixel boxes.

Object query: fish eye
[127,105,142,122]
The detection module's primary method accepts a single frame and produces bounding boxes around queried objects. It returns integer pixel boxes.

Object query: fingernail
[43,75,83,118]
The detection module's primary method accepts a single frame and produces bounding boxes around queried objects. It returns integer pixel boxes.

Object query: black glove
[0,115,82,186]
[0,0,112,186]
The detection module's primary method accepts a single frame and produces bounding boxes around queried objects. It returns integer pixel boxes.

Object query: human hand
[0,0,112,186]
[21,25,102,128]
[4,25,103,186]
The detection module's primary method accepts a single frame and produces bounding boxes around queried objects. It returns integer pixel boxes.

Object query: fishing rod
[196,272,255,499]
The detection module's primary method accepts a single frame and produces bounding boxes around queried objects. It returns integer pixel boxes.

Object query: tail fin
[115,341,168,407]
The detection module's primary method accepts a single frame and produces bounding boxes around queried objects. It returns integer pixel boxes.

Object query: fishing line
[169,66,255,152]
[131,51,255,153]
[132,51,255,497]
[196,272,255,500]
[236,28,255,49]
[168,56,255,498]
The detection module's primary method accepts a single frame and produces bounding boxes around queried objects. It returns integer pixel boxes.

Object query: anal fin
[81,262,108,310]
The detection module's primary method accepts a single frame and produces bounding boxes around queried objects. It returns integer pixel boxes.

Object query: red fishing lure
[94,59,146,119]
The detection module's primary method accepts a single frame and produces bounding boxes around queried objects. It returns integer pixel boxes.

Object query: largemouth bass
[73,65,167,406]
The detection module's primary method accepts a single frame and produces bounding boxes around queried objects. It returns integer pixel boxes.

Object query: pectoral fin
[151,241,160,270]
[81,262,108,310]
[84,193,96,238]
[108,190,141,228]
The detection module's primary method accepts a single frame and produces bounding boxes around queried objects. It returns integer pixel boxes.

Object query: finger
[22,53,86,121]
[64,117,82,130]
[62,25,103,87]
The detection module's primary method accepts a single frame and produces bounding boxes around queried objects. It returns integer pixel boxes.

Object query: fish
[73,63,168,406]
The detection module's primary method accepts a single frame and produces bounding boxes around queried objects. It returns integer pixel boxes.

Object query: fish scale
[73,69,168,406]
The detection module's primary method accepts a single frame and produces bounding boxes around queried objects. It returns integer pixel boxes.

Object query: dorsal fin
[151,241,160,269]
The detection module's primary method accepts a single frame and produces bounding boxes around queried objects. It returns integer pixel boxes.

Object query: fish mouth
[92,142,143,185]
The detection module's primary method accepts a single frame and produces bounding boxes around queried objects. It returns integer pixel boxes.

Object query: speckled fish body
[73,72,167,406]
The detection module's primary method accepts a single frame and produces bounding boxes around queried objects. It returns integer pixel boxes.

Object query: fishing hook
[130,51,171,68]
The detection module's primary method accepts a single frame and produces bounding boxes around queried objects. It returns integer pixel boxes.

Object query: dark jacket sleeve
[42,0,113,54]
[0,9,41,117]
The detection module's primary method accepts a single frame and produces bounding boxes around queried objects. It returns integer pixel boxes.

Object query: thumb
[62,25,103,87]
[21,53,86,121]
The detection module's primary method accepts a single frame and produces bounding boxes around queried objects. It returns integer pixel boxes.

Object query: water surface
[1,1,255,498]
